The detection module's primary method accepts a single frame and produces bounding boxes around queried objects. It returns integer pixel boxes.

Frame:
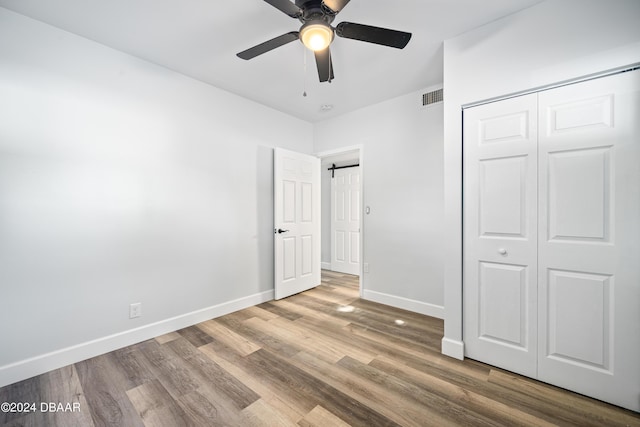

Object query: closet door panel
[538,70,640,412]
[547,147,611,242]
[463,94,538,377]
[479,155,528,238]
[478,261,529,348]
[546,269,611,369]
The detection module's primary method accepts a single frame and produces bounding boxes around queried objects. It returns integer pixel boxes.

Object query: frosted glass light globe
[300,22,333,51]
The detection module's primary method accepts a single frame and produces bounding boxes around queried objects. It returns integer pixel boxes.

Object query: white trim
[321,262,331,270]
[0,290,273,388]
[358,145,364,299]
[462,62,640,109]
[441,337,464,360]
[315,145,362,159]
[363,289,444,319]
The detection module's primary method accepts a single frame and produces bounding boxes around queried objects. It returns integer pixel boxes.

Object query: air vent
[422,88,443,106]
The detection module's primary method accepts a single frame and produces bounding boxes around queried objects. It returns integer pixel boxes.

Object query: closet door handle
[275,228,290,234]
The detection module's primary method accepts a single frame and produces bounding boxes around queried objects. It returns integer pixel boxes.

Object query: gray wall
[314,88,445,317]
[0,8,313,385]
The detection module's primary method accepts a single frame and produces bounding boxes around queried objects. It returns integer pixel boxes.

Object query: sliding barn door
[464,69,640,412]
[463,94,539,378]
[537,70,640,412]
[331,166,360,275]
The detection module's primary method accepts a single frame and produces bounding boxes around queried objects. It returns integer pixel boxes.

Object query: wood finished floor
[1,270,639,427]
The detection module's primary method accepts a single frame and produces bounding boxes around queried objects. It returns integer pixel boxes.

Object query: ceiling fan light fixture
[238,1,413,83]
[300,21,334,51]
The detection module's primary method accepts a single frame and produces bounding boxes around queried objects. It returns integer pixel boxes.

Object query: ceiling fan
[237,0,412,83]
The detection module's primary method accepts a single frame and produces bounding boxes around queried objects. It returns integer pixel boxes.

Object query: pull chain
[302,47,308,97]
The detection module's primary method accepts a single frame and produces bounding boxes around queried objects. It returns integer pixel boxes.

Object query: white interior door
[537,70,640,412]
[463,69,640,412]
[331,166,360,275]
[274,148,321,300]
[463,94,539,378]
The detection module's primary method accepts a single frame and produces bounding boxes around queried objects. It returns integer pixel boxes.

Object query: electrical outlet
[364,263,370,273]
[129,303,142,319]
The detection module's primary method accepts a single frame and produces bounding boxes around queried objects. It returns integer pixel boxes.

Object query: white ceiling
[0,0,543,122]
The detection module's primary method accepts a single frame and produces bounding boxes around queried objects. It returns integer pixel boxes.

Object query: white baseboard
[321,262,331,270]
[0,290,274,389]
[441,337,464,360]
[362,289,444,319]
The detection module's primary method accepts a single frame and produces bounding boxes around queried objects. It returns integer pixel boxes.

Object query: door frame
[316,145,365,298]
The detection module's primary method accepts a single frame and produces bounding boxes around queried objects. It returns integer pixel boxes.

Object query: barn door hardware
[327,163,359,178]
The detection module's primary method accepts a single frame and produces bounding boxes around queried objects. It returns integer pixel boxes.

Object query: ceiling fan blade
[314,47,334,82]
[263,0,302,18]
[322,0,351,13]
[237,32,299,60]
[336,22,411,49]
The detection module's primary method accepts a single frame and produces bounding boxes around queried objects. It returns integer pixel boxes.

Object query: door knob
[275,228,290,234]
[498,248,507,255]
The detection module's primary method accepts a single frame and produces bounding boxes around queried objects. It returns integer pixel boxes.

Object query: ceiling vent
[422,88,443,106]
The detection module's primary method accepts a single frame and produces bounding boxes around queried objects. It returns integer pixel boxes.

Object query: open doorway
[317,146,363,297]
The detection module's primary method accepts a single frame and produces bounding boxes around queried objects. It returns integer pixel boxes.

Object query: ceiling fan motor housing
[296,0,337,23]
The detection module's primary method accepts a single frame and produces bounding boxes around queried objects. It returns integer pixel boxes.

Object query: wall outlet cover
[129,303,142,319]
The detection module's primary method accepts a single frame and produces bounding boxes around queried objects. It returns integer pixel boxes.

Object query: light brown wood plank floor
[1,270,639,426]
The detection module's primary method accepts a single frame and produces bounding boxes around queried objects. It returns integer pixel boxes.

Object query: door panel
[547,95,613,135]
[283,180,296,222]
[331,167,360,275]
[463,93,538,378]
[547,269,611,371]
[274,148,320,299]
[301,182,313,222]
[479,156,528,237]
[481,111,530,143]
[478,262,529,348]
[282,237,296,281]
[547,147,611,242]
[349,231,359,265]
[301,235,313,276]
[335,231,345,262]
[538,70,640,412]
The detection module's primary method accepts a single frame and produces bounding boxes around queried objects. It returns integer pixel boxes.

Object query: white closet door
[537,70,640,412]
[463,94,539,377]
